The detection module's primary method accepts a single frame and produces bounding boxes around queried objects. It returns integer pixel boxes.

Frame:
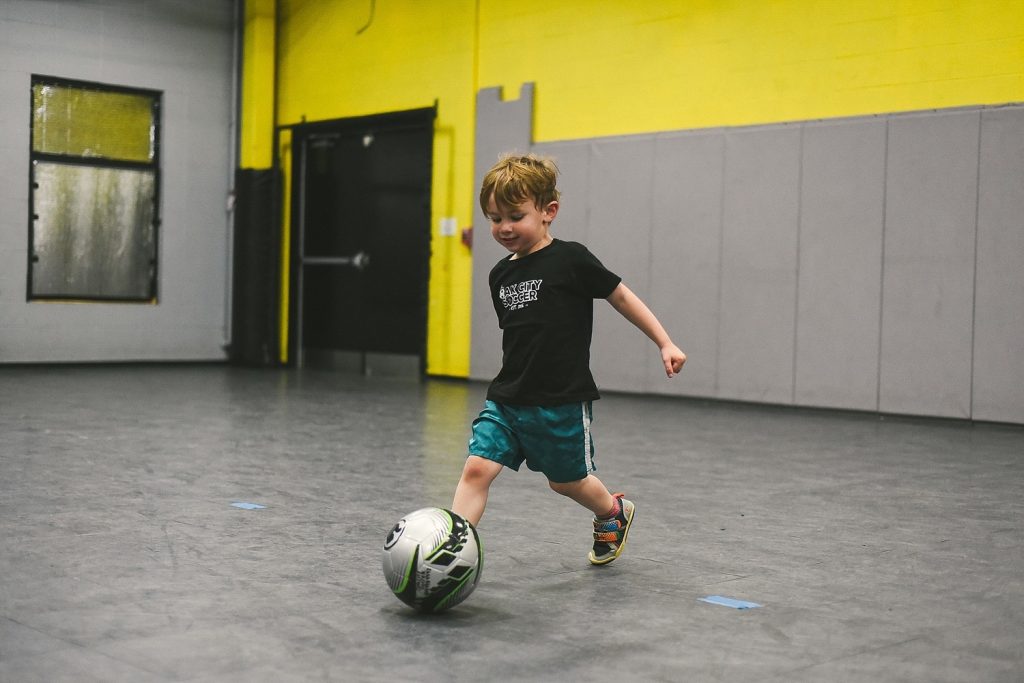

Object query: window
[29,76,161,302]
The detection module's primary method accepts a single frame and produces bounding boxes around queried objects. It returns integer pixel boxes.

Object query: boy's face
[485,194,558,259]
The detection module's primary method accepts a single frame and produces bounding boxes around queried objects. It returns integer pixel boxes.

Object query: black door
[291,109,433,373]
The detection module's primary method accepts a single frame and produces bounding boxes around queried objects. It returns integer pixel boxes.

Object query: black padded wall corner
[230,168,280,366]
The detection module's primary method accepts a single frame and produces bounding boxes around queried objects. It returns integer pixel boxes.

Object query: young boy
[451,153,686,565]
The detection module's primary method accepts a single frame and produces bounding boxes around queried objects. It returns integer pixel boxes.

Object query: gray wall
[0,0,236,362]
[472,86,1024,424]
[469,84,534,382]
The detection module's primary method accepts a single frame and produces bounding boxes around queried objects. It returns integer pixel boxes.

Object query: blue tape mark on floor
[699,595,762,609]
[231,502,266,510]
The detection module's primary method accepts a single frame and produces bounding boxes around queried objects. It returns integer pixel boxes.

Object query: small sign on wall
[439,216,458,237]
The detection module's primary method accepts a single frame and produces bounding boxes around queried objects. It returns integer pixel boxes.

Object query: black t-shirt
[486,239,621,406]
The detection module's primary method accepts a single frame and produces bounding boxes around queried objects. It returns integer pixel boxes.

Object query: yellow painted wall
[255,0,1024,374]
[240,0,275,169]
[480,0,1024,141]
[277,127,293,361]
[277,0,477,376]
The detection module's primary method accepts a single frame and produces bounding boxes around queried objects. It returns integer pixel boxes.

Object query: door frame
[283,106,436,370]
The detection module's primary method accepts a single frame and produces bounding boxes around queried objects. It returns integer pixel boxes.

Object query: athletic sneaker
[588,493,635,565]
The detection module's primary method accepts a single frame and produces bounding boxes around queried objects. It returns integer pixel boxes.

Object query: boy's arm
[606,283,687,378]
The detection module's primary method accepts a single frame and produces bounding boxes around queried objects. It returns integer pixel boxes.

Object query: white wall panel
[0,0,235,363]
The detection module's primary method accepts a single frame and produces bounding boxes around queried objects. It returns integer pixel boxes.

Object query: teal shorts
[467,400,596,483]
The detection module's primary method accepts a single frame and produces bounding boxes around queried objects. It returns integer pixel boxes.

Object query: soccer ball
[382,507,483,612]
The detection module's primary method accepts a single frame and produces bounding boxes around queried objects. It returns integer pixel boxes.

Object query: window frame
[28,74,163,303]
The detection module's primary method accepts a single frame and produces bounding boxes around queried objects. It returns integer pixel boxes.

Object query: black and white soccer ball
[382,507,482,612]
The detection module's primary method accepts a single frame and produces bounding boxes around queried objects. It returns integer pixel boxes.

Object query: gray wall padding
[718,126,802,406]
[796,119,886,412]
[880,111,980,419]
[470,84,534,381]
[473,87,1024,424]
[648,133,725,398]
[974,107,1024,424]
[0,1,235,363]
[586,138,655,393]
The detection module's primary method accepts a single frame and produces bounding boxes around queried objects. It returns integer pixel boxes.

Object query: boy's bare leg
[548,474,617,517]
[451,455,504,527]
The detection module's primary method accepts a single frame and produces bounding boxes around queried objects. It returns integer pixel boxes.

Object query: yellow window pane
[33,84,156,162]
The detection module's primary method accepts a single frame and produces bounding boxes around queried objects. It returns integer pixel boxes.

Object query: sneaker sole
[588,500,635,566]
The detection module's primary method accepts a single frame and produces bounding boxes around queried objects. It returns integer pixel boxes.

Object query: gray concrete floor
[1,364,1022,682]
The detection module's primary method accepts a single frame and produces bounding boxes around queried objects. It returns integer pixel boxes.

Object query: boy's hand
[662,343,687,378]
[605,283,687,377]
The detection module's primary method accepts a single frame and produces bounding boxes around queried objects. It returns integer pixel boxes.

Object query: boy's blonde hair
[479,153,560,214]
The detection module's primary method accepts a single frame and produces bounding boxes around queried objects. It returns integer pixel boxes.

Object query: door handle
[350,251,369,271]
[303,251,370,270]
